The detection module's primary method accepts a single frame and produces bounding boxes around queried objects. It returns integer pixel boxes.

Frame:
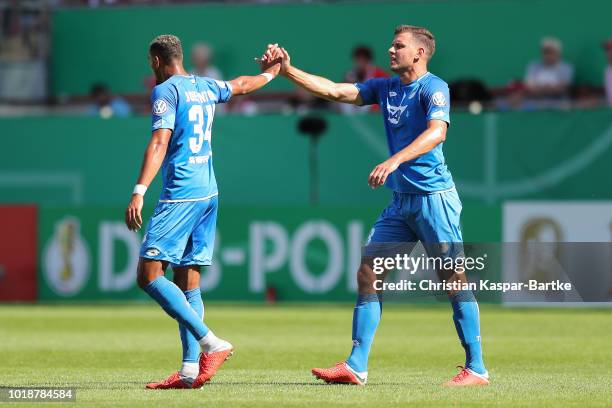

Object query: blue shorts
[140,195,218,266]
[365,188,463,258]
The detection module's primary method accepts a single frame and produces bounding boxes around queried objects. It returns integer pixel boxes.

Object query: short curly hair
[149,34,183,62]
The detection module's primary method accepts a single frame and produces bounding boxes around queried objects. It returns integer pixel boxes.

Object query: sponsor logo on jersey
[432,91,447,106]
[386,98,408,125]
[152,99,168,115]
[389,91,397,97]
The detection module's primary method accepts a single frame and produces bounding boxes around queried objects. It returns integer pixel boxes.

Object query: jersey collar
[400,71,431,86]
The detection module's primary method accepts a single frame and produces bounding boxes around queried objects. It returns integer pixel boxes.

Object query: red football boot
[191,347,234,388]
[442,366,490,387]
[311,362,366,385]
[145,372,192,389]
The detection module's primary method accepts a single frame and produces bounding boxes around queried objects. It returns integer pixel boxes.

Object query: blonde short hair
[394,25,436,58]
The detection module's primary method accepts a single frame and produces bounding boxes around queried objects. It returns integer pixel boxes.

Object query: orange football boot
[145,372,192,389]
[312,362,366,385]
[443,366,490,387]
[191,348,234,388]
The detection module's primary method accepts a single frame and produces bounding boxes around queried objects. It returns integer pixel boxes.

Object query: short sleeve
[355,78,385,106]
[422,79,450,124]
[210,79,233,104]
[151,85,177,131]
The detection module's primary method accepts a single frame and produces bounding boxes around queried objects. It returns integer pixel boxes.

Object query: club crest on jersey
[152,99,168,115]
[386,98,408,125]
[432,92,447,106]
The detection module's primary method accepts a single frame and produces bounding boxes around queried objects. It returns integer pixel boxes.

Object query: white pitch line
[347,115,389,159]
[345,113,612,201]
[0,172,84,204]
[458,122,612,200]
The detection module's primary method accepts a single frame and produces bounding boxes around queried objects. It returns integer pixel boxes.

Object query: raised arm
[276,47,363,105]
[227,45,282,95]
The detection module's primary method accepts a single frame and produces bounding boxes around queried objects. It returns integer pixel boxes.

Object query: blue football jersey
[150,75,232,201]
[356,72,454,193]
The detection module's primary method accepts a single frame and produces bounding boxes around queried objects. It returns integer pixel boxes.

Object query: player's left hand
[368,157,401,188]
[261,43,280,63]
[259,44,282,76]
[125,194,144,231]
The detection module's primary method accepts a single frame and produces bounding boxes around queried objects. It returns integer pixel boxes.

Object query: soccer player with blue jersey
[264,25,489,386]
[124,35,281,389]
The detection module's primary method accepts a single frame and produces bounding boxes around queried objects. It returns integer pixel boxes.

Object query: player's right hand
[262,44,290,74]
[260,44,283,76]
[278,47,291,74]
[368,157,400,189]
[125,194,144,231]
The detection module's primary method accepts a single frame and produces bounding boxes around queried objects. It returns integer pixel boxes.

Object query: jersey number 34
[188,104,214,154]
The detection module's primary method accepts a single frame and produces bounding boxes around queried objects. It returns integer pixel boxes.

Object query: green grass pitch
[1,304,611,407]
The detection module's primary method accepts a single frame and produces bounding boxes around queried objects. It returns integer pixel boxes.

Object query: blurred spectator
[190,42,223,80]
[0,2,50,102]
[603,39,612,107]
[190,42,229,113]
[145,42,222,91]
[341,45,388,114]
[345,45,388,83]
[524,37,573,109]
[284,87,330,115]
[228,96,259,116]
[88,83,132,118]
[1,0,49,60]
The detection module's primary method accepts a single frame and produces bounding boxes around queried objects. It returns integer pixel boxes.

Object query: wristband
[133,184,147,196]
[260,72,274,83]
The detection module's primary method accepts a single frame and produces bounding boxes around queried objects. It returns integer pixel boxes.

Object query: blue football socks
[180,287,204,363]
[143,276,209,341]
[346,294,382,373]
[449,290,486,375]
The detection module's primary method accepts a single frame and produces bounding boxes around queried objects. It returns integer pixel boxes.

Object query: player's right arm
[125,129,171,231]
[276,47,363,105]
[125,83,177,232]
